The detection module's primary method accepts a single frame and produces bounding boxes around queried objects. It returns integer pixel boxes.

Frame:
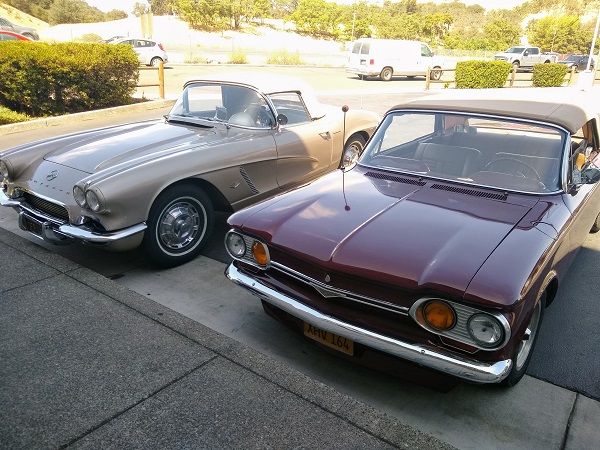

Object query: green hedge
[0,42,139,117]
[532,63,568,87]
[455,60,512,89]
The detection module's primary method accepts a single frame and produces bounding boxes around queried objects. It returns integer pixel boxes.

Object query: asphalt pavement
[2,75,600,449]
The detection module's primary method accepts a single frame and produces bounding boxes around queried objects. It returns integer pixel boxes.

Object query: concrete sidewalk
[0,227,455,449]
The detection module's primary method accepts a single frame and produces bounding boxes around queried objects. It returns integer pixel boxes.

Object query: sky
[84,0,529,14]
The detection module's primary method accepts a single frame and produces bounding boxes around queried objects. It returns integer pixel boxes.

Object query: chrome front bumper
[225,263,512,384]
[1,189,147,245]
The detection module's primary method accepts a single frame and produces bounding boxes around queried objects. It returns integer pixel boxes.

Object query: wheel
[142,184,214,267]
[22,32,35,40]
[590,212,600,233]
[502,294,545,386]
[485,158,541,180]
[150,57,163,67]
[341,134,366,168]
[380,67,393,82]
[430,67,442,80]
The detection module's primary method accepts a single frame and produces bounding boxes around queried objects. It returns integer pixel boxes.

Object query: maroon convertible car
[225,88,600,386]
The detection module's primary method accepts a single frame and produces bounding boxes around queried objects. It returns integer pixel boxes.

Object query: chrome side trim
[225,263,512,383]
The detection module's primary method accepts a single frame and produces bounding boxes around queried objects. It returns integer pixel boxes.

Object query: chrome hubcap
[158,202,202,250]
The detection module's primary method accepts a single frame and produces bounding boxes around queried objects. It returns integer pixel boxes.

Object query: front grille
[23,192,69,221]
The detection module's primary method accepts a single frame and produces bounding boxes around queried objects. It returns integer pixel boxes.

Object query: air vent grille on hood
[431,183,507,201]
[365,171,426,186]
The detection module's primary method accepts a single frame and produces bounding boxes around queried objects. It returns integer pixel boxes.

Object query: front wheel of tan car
[142,184,214,268]
[502,294,545,387]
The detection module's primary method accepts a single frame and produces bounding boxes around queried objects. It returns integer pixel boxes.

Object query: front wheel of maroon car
[502,295,546,387]
[142,184,214,268]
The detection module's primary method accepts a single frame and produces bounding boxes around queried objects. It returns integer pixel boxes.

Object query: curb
[0,99,176,136]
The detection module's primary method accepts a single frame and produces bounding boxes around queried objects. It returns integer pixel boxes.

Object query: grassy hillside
[0,2,48,29]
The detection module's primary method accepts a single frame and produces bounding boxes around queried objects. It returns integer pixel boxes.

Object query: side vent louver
[239,166,259,194]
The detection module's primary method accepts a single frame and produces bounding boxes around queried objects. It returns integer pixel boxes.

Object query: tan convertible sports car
[0,74,379,267]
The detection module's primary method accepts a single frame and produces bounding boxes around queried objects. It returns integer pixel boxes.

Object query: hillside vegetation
[0,3,48,29]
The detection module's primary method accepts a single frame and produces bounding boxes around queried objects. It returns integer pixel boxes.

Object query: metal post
[158,62,165,99]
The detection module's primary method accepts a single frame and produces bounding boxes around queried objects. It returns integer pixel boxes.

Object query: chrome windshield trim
[226,263,511,383]
[271,261,409,316]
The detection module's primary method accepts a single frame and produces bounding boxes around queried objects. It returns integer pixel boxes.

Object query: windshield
[359,111,568,194]
[168,82,276,128]
[563,55,582,62]
[505,47,525,53]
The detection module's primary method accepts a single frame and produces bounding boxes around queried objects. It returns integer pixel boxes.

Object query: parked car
[0,74,379,267]
[558,54,594,72]
[0,17,39,40]
[0,30,32,41]
[225,88,600,387]
[112,37,168,66]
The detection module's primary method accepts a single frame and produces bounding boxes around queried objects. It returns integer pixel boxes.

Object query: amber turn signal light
[252,241,269,266]
[423,300,456,330]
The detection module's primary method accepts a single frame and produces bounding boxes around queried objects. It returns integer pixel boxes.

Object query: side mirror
[276,114,288,126]
[341,146,360,170]
[582,167,600,184]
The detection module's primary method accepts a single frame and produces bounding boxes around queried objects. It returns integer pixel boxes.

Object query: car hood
[237,169,536,296]
[42,120,216,174]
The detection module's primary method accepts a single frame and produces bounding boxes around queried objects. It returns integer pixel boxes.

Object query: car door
[523,47,539,66]
[268,92,334,189]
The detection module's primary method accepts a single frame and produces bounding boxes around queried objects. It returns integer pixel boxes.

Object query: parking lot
[1,66,599,449]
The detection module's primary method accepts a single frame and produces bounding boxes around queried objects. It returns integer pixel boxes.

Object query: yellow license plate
[303,322,354,356]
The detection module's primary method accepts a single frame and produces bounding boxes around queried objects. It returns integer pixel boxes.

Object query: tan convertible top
[394,88,600,134]
[184,73,327,120]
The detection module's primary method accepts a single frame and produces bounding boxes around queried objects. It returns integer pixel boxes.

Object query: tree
[48,0,104,24]
[484,19,521,50]
[105,10,129,21]
[527,15,583,53]
[133,2,151,17]
[148,0,172,15]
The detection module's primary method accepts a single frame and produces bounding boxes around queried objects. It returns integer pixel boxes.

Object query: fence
[137,62,165,99]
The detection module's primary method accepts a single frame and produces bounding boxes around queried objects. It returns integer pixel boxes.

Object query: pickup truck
[493,46,557,70]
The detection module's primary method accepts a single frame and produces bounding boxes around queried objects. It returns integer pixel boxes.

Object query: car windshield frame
[167,81,277,129]
[358,109,570,195]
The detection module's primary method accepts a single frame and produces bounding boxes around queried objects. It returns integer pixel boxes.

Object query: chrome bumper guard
[225,263,512,384]
[1,189,147,245]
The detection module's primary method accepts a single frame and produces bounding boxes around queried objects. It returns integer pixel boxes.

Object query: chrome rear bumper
[225,263,512,384]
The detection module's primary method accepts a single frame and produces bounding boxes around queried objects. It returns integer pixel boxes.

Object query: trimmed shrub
[266,49,304,65]
[455,60,512,89]
[0,42,139,117]
[0,106,29,125]
[532,63,568,87]
[229,49,248,64]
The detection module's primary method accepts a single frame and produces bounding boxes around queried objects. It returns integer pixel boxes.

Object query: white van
[346,38,443,81]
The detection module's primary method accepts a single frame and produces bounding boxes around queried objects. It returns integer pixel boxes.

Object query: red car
[0,30,32,41]
[225,88,600,387]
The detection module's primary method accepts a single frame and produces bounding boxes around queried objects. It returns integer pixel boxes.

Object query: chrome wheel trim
[514,301,542,371]
[156,199,207,254]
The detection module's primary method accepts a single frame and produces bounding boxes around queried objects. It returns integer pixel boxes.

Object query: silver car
[113,38,168,66]
[0,74,379,267]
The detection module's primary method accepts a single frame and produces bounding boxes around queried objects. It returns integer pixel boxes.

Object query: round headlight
[467,314,504,348]
[225,232,246,258]
[73,186,86,207]
[0,160,9,180]
[85,190,101,212]
[251,241,269,266]
[423,300,456,331]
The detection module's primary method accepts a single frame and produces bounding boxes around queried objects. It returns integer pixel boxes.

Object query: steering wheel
[244,105,274,127]
[485,158,541,181]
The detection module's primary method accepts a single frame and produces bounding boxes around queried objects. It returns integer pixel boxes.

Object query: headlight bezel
[225,230,270,269]
[73,185,104,212]
[410,297,510,351]
[0,160,10,180]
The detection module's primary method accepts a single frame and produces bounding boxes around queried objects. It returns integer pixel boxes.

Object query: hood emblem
[325,274,331,282]
[309,281,344,299]
[46,170,59,181]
